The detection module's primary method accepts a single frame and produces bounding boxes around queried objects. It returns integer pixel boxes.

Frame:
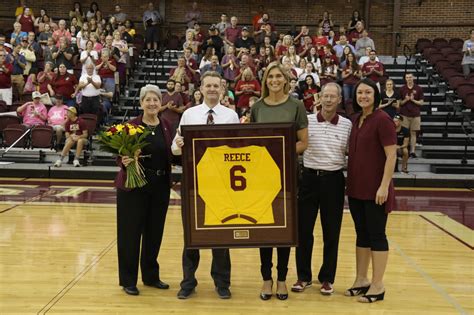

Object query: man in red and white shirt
[362,50,384,90]
[292,82,352,296]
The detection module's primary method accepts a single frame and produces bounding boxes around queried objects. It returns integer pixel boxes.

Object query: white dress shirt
[79,74,101,97]
[171,102,239,155]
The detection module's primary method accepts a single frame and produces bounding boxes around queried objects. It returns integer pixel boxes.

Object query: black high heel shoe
[344,285,370,296]
[260,280,273,301]
[276,281,288,300]
[358,291,385,303]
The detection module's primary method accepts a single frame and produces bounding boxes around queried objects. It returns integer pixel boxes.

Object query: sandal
[344,285,370,296]
[358,291,385,303]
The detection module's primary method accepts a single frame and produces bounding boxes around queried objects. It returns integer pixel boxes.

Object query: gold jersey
[197,145,282,225]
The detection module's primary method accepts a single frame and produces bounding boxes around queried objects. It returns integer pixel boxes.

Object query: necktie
[207,109,215,125]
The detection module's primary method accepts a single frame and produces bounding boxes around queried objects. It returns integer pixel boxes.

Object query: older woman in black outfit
[115,84,174,295]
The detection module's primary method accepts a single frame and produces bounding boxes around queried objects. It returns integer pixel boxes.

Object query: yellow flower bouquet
[98,123,151,189]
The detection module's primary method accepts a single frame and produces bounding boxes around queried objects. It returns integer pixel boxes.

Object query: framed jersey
[181,122,297,249]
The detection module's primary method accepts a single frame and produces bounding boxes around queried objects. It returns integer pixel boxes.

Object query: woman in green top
[251,61,308,300]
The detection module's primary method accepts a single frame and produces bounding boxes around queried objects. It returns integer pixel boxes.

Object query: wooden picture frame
[181,122,297,249]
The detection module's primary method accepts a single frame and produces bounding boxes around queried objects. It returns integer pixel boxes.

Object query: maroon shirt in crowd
[399,84,424,117]
[65,117,87,136]
[161,92,184,127]
[362,61,384,83]
[52,74,77,99]
[346,109,397,212]
[0,62,13,88]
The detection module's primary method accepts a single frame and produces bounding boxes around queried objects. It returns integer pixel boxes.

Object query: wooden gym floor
[0,178,472,314]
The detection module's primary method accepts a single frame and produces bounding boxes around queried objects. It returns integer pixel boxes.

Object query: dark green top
[250,96,308,130]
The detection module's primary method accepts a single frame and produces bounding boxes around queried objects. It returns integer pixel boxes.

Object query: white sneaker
[73,159,81,167]
[54,159,62,167]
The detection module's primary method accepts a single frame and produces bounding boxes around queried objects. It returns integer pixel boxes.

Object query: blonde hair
[260,61,290,99]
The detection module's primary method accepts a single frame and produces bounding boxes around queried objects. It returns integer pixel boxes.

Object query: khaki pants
[11,74,25,99]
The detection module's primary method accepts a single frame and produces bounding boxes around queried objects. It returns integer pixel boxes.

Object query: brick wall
[0,0,472,55]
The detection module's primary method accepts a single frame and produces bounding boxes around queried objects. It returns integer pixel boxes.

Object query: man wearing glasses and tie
[172,71,239,300]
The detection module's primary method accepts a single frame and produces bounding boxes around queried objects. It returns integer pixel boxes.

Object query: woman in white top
[80,40,98,75]
[76,22,89,50]
[298,61,320,86]
[281,45,300,68]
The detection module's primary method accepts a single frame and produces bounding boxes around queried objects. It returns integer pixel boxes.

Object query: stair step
[430,164,474,174]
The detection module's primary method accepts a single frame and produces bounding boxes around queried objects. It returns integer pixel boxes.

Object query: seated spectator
[282,45,301,68]
[355,30,375,58]
[294,58,307,78]
[298,61,320,86]
[38,23,53,47]
[185,1,201,29]
[192,22,205,49]
[289,77,300,99]
[47,95,68,147]
[124,20,135,38]
[339,45,353,69]
[160,79,184,134]
[48,63,78,106]
[221,78,235,102]
[174,81,191,108]
[80,40,99,75]
[347,10,364,33]
[142,2,161,51]
[216,13,230,37]
[74,63,101,116]
[235,67,261,114]
[318,11,334,36]
[69,2,85,28]
[358,47,379,66]
[203,25,225,59]
[54,106,88,168]
[394,114,409,173]
[199,47,214,70]
[52,20,72,47]
[361,50,384,89]
[90,33,103,52]
[0,51,13,105]
[86,2,99,21]
[35,12,56,34]
[16,7,35,33]
[221,45,239,82]
[312,28,328,56]
[319,56,338,86]
[305,46,322,72]
[347,21,364,46]
[11,45,26,100]
[170,56,192,86]
[200,55,224,78]
[462,29,474,78]
[34,9,53,32]
[183,47,199,84]
[235,27,256,55]
[189,88,203,107]
[113,4,128,24]
[380,79,401,118]
[37,61,56,95]
[183,30,200,58]
[322,45,339,66]
[341,52,362,101]
[17,91,48,127]
[42,37,56,64]
[333,34,356,59]
[224,16,242,47]
[10,22,27,46]
[234,54,255,81]
[297,35,313,58]
[96,48,117,95]
[301,74,320,112]
[276,35,293,58]
[19,37,36,77]
[112,30,129,87]
[52,37,74,71]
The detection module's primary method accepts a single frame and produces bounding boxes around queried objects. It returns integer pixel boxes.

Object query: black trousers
[260,247,290,281]
[348,197,388,251]
[81,95,101,115]
[116,175,170,287]
[180,248,231,290]
[295,169,345,284]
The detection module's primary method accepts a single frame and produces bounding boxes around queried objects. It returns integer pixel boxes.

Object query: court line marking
[37,238,117,315]
[0,189,58,214]
[420,215,473,250]
[390,239,469,315]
